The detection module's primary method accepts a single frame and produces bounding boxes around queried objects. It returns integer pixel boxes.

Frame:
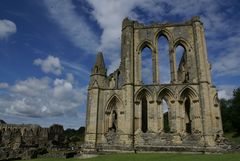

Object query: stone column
[191,100,202,133]
[169,44,177,83]
[193,17,215,146]
[85,88,99,149]
[123,85,134,146]
[134,101,141,132]
[157,101,163,132]
[169,100,177,133]
[152,49,159,84]
[148,100,155,132]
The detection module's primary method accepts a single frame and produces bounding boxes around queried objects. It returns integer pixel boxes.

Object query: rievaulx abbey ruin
[84,17,224,152]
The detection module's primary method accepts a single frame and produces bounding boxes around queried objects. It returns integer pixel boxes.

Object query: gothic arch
[135,87,154,102]
[179,86,199,101]
[155,28,173,43]
[136,40,155,54]
[157,87,175,102]
[105,94,123,133]
[105,94,123,112]
[173,37,192,52]
[136,40,155,84]
[157,87,175,133]
[179,86,200,134]
[155,29,174,83]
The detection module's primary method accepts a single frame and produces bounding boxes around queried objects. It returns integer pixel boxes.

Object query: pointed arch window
[175,44,188,83]
[141,47,153,84]
[158,35,170,83]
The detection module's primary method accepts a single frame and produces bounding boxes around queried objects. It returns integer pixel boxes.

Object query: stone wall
[84,17,226,152]
[0,120,66,160]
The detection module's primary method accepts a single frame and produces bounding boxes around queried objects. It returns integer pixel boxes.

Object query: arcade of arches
[85,17,224,152]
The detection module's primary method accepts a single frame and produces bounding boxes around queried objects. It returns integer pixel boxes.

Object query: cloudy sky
[0,0,239,129]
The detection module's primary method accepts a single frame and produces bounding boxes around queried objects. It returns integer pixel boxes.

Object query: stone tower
[84,17,223,152]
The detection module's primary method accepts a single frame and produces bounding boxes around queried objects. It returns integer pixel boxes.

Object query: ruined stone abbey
[85,17,223,152]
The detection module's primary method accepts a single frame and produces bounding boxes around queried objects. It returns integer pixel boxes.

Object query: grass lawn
[25,153,240,161]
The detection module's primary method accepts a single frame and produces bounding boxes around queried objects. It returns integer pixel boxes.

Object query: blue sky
[0,0,239,129]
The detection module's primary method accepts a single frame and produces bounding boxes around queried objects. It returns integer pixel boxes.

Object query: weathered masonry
[84,17,224,152]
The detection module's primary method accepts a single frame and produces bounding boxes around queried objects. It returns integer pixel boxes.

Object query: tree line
[220,87,240,135]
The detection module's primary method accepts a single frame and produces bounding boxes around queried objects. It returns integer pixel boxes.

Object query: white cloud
[53,78,73,98]
[11,77,49,97]
[61,60,89,76]
[0,76,84,118]
[87,0,144,73]
[212,34,240,76]
[0,82,9,89]
[88,0,141,52]
[44,0,99,54]
[87,0,240,78]
[34,55,62,75]
[41,0,236,77]
[0,19,17,39]
[66,73,74,83]
[217,85,237,100]
[218,90,230,100]
[107,58,121,74]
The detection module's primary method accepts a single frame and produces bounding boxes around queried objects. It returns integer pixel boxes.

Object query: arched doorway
[105,96,122,133]
[134,88,154,133]
[179,87,200,134]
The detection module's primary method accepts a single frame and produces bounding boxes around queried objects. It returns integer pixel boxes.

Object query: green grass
[25,153,240,161]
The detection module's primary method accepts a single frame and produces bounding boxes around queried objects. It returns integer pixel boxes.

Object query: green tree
[220,98,233,132]
[231,88,240,134]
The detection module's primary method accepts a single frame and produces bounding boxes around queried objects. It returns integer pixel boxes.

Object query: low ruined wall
[0,121,66,160]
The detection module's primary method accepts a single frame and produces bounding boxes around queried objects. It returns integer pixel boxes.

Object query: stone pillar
[200,25,212,84]
[152,49,159,84]
[192,17,215,146]
[123,85,134,146]
[157,101,163,132]
[177,101,185,133]
[169,100,177,133]
[121,18,134,84]
[85,88,99,149]
[175,101,182,133]
[121,18,135,147]
[148,100,155,132]
[191,100,202,133]
[152,101,159,132]
[169,44,177,83]
[134,101,141,132]
[96,90,106,145]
